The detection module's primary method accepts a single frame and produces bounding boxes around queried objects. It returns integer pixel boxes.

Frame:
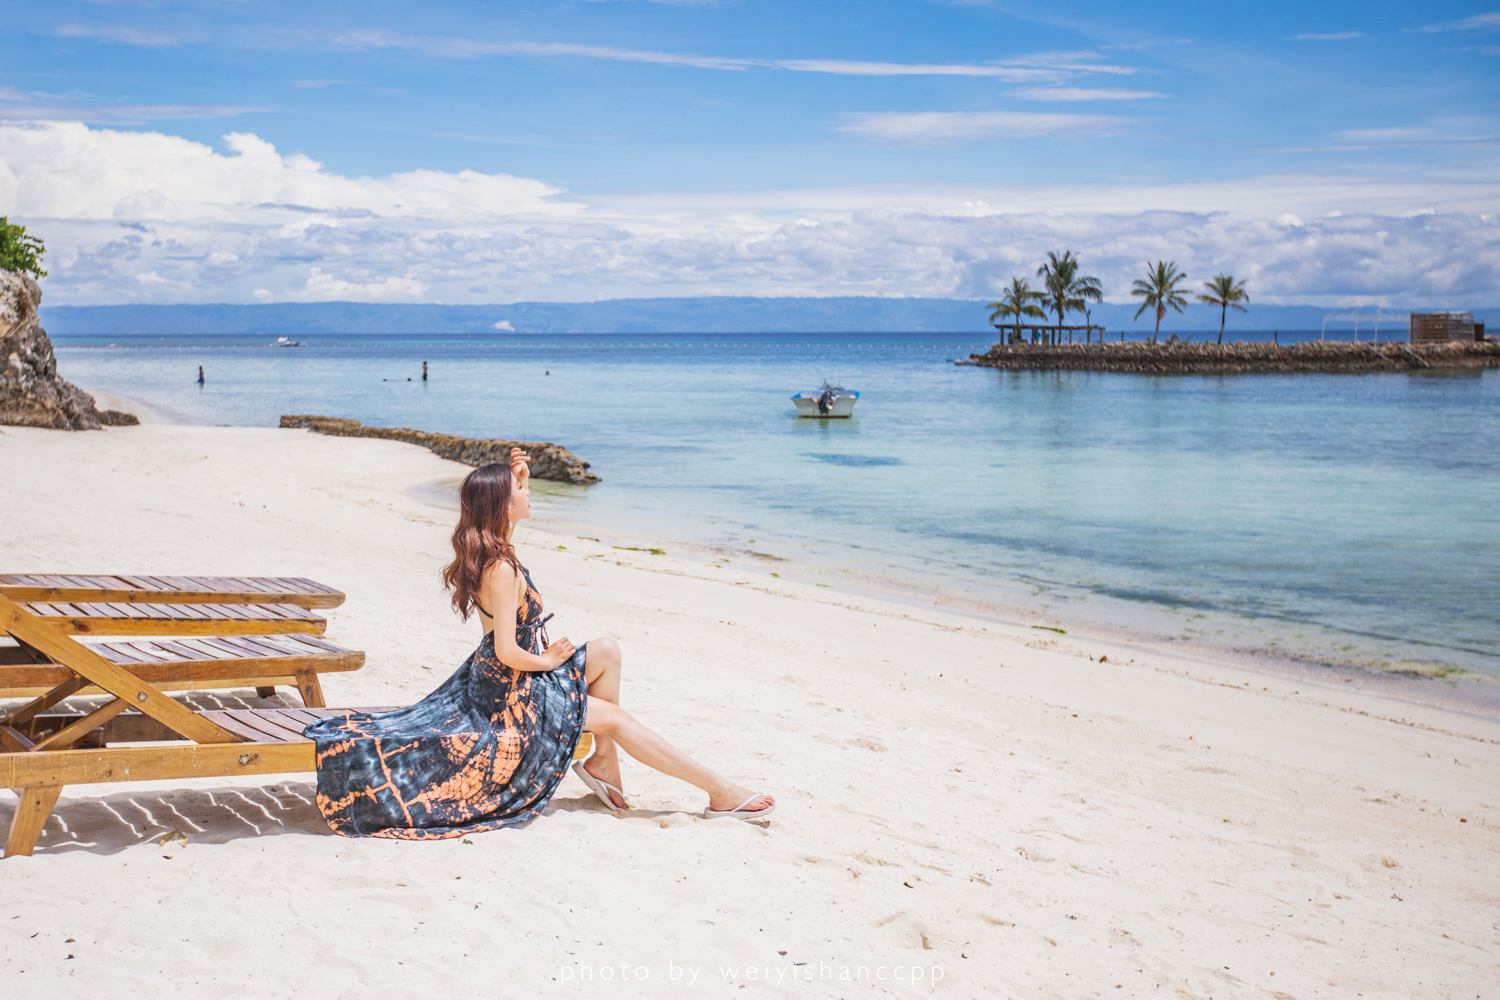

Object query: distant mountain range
[40,297,1499,336]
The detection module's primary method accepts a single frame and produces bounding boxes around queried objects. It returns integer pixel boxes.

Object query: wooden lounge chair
[0,575,345,610]
[7,600,327,637]
[0,594,593,858]
[0,630,363,708]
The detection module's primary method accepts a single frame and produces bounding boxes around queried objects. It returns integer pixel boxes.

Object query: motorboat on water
[272,336,305,347]
[792,382,859,418]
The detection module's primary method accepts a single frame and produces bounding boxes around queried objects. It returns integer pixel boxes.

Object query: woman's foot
[706,783,775,817]
[583,754,629,809]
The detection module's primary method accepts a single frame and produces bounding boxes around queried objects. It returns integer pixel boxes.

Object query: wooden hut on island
[1410,311,1486,343]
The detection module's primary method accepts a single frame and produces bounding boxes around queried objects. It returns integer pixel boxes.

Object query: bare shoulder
[481,559,521,588]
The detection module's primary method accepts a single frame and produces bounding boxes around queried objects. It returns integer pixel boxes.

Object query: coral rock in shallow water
[0,269,103,430]
[280,414,601,485]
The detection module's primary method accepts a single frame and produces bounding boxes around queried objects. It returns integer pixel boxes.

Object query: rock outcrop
[1,269,103,429]
[962,340,1500,374]
[280,415,600,485]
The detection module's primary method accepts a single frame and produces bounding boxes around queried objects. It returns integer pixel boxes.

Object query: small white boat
[792,382,859,418]
[272,336,304,347]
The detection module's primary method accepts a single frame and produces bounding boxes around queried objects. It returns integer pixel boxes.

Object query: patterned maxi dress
[303,565,589,839]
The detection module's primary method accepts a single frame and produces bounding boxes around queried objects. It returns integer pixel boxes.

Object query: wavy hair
[441,462,521,620]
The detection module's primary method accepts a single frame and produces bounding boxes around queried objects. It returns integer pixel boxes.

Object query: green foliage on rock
[0,217,47,279]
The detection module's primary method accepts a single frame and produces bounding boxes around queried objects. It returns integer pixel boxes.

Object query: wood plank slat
[148,639,211,661]
[0,740,315,790]
[218,636,297,659]
[219,711,305,743]
[93,642,150,664]
[117,640,179,662]
[200,712,283,744]
[276,704,322,728]
[246,710,316,742]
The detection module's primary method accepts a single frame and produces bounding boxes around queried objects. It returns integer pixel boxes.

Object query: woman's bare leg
[585,696,773,814]
[580,638,626,805]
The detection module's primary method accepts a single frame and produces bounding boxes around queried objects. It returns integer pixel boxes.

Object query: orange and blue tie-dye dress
[303,565,588,839]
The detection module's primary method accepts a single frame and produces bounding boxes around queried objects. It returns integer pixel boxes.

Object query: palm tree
[1130,261,1190,344]
[1194,273,1250,344]
[1036,250,1103,342]
[986,277,1047,344]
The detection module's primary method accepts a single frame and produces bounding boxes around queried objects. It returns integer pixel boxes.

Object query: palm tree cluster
[987,252,1250,345]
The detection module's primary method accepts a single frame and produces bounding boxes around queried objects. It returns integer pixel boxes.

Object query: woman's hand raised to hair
[509,447,530,489]
[542,636,576,669]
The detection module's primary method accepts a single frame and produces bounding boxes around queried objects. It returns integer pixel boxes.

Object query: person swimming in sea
[197,366,205,385]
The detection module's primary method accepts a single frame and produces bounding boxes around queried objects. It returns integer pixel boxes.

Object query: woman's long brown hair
[442,462,521,620]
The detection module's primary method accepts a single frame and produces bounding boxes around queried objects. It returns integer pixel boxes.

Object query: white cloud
[775,60,1059,82]
[56,23,200,46]
[269,267,427,302]
[837,111,1126,145]
[0,89,257,125]
[6,121,1499,309]
[1419,12,1500,32]
[1293,32,1363,41]
[1016,88,1166,101]
[248,28,1143,84]
[0,121,575,222]
[289,79,354,89]
[492,319,515,330]
[312,29,759,70]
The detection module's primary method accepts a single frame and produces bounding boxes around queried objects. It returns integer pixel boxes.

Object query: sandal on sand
[572,761,631,811]
[704,795,776,821]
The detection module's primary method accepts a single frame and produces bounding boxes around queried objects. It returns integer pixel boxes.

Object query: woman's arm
[479,561,574,672]
[506,446,529,544]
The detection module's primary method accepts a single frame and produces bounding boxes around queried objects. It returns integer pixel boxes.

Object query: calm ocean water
[52,332,1500,685]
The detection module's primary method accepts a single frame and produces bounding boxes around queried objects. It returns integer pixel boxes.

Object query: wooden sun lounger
[0,631,363,707]
[0,575,345,610]
[0,594,591,857]
[8,600,327,637]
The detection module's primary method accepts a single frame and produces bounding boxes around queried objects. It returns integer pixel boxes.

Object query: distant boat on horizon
[272,336,305,347]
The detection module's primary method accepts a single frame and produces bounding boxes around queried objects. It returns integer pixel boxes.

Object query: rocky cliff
[280,415,600,485]
[0,269,106,429]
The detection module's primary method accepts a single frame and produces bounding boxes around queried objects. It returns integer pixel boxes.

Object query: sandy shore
[2,422,1497,998]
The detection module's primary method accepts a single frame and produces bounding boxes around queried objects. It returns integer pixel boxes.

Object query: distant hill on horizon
[40,297,1498,336]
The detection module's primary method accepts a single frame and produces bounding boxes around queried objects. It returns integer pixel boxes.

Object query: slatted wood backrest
[13,600,327,636]
[0,575,345,609]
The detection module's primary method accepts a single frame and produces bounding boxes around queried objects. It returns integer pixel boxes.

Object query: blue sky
[3,1,1498,305]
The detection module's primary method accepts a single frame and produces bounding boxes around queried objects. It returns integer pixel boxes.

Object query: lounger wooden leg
[5,785,62,858]
[293,670,325,708]
[255,686,277,700]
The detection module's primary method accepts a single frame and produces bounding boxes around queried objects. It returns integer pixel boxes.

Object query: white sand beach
[2,422,1497,998]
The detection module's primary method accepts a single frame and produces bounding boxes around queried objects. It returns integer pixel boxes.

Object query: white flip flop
[704,794,776,821]
[572,761,631,811]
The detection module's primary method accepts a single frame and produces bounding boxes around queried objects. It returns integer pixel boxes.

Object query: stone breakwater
[280,415,600,485]
[961,340,1500,374]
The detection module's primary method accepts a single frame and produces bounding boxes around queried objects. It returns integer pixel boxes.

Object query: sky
[2,0,1498,306]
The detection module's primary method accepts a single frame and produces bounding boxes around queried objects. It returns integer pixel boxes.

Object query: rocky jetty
[280,415,600,485]
[0,268,106,429]
[962,340,1500,375]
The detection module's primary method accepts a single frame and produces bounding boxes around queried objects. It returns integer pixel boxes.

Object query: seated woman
[304,449,774,839]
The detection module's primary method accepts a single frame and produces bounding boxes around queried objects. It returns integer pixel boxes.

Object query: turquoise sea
[52,332,1500,691]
